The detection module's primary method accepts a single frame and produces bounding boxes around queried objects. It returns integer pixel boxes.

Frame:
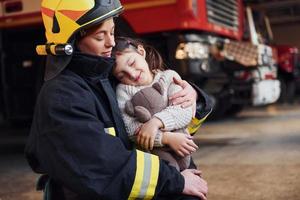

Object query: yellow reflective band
[187,111,211,135]
[107,127,116,136]
[104,127,116,137]
[145,155,159,199]
[129,150,144,199]
[129,150,159,200]
[36,45,47,55]
[50,45,56,55]
[81,6,123,27]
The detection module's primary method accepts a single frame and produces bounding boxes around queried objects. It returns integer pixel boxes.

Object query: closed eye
[94,32,105,41]
[94,36,104,41]
[128,56,135,66]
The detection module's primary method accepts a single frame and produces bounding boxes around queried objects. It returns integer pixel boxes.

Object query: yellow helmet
[37,0,123,80]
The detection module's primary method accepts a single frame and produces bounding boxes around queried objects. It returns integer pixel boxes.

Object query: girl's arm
[154,70,193,131]
[170,78,214,135]
[161,131,198,157]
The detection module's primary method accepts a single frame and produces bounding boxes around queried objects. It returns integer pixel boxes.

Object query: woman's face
[114,48,154,86]
[77,18,115,57]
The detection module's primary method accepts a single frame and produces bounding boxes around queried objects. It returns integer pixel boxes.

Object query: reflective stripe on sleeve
[104,127,116,137]
[128,150,159,200]
[187,111,210,135]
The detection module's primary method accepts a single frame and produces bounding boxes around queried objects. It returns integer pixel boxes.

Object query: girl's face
[114,47,154,86]
[77,18,115,57]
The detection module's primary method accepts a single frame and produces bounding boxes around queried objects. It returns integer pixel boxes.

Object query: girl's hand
[136,117,163,150]
[169,77,197,108]
[162,132,198,157]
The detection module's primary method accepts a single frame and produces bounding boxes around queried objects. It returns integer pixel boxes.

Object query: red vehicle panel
[121,0,244,40]
[0,0,243,40]
[276,45,298,73]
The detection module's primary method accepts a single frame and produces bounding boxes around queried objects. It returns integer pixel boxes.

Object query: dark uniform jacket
[25,53,212,200]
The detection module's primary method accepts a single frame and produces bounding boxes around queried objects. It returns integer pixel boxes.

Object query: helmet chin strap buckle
[36,43,73,56]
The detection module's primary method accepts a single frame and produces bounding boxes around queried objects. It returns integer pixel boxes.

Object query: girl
[113,37,199,171]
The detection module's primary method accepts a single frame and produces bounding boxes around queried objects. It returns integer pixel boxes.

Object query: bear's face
[125,82,168,122]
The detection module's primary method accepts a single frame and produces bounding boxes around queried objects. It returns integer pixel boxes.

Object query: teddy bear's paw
[134,106,152,123]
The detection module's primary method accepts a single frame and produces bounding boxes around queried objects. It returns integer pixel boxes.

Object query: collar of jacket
[67,52,115,79]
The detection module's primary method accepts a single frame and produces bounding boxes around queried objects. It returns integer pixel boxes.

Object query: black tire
[279,79,296,104]
[209,94,231,120]
[225,104,243,117]
[286,80,296,104]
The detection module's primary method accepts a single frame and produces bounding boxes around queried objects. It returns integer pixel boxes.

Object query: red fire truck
[275,45,300,103]
[0,0,280,123]
[249,6,300,104]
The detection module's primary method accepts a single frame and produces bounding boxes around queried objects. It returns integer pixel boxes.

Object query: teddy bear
[125,81,167,123]
[124,80,190,171]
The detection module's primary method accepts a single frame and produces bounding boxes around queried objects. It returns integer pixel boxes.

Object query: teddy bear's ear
[125,101,135,116]
[152,82,164,95]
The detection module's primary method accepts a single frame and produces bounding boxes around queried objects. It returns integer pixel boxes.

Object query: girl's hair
[113,37,166,71]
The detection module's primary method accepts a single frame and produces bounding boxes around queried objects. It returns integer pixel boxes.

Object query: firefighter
[25,0,211,199]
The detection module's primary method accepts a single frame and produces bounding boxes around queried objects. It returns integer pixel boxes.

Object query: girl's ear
[137,45,146,58]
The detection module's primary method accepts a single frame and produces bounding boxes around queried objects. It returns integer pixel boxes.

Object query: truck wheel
[225,104,244,117]
[279,79,295,104]
[286,80,296,104]
[209,94,231,120]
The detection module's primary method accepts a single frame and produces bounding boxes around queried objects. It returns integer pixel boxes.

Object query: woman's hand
[136,117,163,150]
[169,77,197,108]
[162,132,198,157]
[181,169,208,200]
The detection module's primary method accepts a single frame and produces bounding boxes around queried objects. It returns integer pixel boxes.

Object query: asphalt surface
[0,103,300,200]
[194,104,300,200]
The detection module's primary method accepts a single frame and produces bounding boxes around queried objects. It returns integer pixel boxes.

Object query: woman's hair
[113,37,166,71]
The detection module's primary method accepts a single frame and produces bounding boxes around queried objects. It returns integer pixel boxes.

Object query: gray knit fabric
[116,70,193,147]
